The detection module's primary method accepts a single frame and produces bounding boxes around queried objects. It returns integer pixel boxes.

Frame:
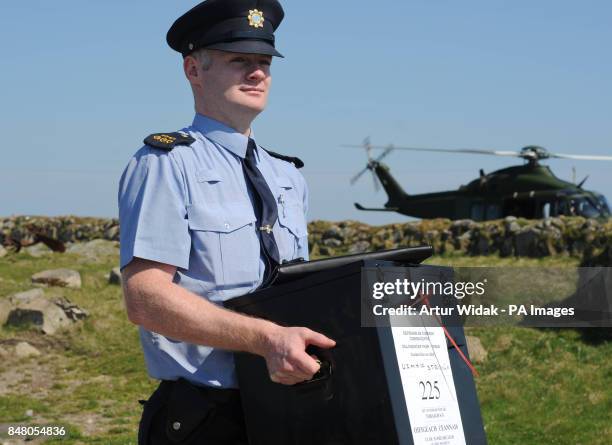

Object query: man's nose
[246,65,266,82]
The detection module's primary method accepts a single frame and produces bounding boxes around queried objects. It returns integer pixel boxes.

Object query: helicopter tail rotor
[347,139,395,190]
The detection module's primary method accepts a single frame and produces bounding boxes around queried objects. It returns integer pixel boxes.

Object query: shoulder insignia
[143,131,195,151]
[261,148,304,169]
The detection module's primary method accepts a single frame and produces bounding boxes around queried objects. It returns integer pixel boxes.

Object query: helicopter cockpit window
[485,204,502,220]
[572,197,600,218]
[594,195,610,216]
[470,203,484,221]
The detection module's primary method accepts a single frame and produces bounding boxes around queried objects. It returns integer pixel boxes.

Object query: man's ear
[183,56,200,84]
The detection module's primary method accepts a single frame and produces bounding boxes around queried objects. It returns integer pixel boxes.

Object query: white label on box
[391,326,466,445]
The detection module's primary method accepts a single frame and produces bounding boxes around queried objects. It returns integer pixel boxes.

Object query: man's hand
[262,326,336,385]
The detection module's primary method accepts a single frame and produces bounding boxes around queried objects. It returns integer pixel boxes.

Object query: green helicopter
[346,140,611,221]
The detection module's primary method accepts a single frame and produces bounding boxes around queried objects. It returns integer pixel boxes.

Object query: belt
[160,379,241,405]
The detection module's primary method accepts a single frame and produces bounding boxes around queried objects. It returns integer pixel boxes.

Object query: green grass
[0,249,610,444]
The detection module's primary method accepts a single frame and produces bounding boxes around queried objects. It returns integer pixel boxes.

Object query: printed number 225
[419,380,440,400]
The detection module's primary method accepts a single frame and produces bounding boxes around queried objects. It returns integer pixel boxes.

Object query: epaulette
[143,131,195,151]
[262,148,304,169]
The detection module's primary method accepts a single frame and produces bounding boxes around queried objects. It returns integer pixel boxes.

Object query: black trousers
[138,379,248,445]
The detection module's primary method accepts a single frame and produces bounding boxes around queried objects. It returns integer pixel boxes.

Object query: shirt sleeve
[118,148,191,270]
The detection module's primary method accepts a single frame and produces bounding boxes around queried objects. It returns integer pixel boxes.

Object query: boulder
[0,298,12,325]
[505,221,521,234]
[53,297,89,321]
[514,227,540,257]
[466,335,488,363]
[322,226,343,242]
[104,225,120,240]
[451,219,477,236]
[348,241,371,254]
[323,238,343,248]
[31,269,81,289]
[15,341,41,358]
[4,293,88,334]
[109,267,122,285]
[23,243,53,258]
[6,296,72,334]
[66,239,119,261]
[9,288,45,304]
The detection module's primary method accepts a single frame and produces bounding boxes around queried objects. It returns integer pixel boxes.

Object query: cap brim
[204,40,284,58]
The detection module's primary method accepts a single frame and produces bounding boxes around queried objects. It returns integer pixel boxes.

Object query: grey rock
[104,225,120,240]
[25,409,34,417]
[15,342,41,358]
[348,241,370,254]
[506,221,521,234]
[7,296,72,335]
[9,288,45,304]
[66,239,119,261]
[23,243,53,258]
[504,216,517,223]
[6,296,89,335]
[472,236,490,256]
[53,297,89,321]
[0,298,11,326]
[466,335,488,363]
[109,267,122,285]
[514,228,541,257]
[322,226,343,241]
[323,238,343,248]
[31,268,81,289]
[499,238,514,257]
[0,345,8,357]
[451,219,477,235]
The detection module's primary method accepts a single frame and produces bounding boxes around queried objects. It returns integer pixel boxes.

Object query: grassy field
[0,247,610,444]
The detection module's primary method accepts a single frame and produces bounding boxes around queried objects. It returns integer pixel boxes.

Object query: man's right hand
[262,326,336,386]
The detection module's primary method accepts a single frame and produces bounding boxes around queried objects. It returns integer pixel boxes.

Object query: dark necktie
[243,138,281,279]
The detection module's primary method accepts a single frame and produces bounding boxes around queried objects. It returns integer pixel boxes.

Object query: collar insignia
[248,9,265,28]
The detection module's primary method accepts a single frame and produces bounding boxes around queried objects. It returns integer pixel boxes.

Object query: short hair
[190,48,213,71]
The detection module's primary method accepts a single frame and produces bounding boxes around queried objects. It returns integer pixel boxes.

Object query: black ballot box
[225,248,487,445]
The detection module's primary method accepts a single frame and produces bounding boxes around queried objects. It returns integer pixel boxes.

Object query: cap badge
[248,9,265,28]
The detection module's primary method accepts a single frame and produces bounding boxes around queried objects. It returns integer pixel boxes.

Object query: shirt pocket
[276,179,308,260]
[187,202,259,289]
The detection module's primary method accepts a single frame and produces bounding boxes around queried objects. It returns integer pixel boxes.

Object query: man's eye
[231,58,246,63]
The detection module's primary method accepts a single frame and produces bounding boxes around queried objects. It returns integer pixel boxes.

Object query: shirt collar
[192,113,256,159]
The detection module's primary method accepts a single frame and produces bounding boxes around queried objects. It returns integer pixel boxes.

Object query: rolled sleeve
[118,148,191,270]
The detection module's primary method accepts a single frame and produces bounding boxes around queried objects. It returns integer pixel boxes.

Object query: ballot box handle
[293,359,333,387]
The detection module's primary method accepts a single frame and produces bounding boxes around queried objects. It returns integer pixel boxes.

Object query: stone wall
[308,216,611,266]
[1,215,611,265]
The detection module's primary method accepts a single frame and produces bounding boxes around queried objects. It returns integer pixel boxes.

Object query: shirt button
[172,421,181,431]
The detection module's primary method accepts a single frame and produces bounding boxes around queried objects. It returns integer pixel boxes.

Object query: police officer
[118,1,335,443]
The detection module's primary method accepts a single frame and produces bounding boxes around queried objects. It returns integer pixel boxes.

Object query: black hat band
[184,29,275,54]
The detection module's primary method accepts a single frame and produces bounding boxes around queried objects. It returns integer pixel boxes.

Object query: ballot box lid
[272,246,432,285]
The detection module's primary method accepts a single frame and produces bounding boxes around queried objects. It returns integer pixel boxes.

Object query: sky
[1,0,611,225]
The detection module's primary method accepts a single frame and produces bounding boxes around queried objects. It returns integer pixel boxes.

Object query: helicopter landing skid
[354,203,399,212]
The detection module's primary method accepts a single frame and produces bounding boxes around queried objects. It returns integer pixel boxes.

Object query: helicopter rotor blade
[348,137,378,186]
[375,145,394,163]
[549,153,612,161]
[383,146,522,157]
[350,166,370,185]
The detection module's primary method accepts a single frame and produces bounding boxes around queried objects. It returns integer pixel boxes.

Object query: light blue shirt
[118,114,309,388]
